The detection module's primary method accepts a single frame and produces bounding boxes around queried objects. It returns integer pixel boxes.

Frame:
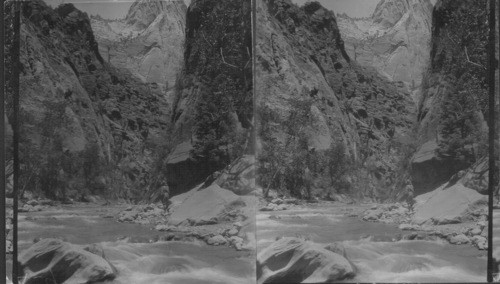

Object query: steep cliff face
[18,1,170,200]
[256,0,415,200]
[167,0,253,195]
[91,0,186,97]
[337,0,432,96]
[410,0,488,194]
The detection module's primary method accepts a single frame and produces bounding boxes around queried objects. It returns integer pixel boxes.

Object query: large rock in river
[168,183,251,226]
[19,238,117,284]
[257,237,356,283]
[412,182,487,225]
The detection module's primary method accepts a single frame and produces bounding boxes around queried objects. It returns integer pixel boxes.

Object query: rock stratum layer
[337,0,433,94]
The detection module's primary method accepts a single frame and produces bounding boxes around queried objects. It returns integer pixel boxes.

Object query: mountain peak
[372,0,432,27]
[125,0,187,30]
[337,0,433,88]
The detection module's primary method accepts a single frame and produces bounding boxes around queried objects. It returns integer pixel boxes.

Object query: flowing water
[257,203,487,283]
[493,209,500,281]
[18,203,255,284]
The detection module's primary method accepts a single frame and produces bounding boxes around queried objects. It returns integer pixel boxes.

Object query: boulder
[276,204,288,211]
[26,199,39,206]
[229,236,244,250]
[283,198,299,205]
[459,157,489,194]
[6,240,13,254]
[118,211,138,223]
[215,155,255,195]
[257,237,355,283]
[448,234,470,245]
[227,228,239,236]
[19,238,117,284]
[168,184,239,226]
[412,182,487,225]
[469,228,482,236]
[362,209,383,221]
[271,198,284,205]
[478,220,487,229]
[324,242,348,258]
[19,204,43,213]
[471,235,487,250]
[207,235,227,246]
[154,224,171,231]
[260,203,277,211]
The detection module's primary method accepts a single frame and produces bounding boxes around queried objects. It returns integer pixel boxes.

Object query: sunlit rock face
[256,0,415,200]
[91,0,186,96]
[337,0,433,95]
[17,0,170,199]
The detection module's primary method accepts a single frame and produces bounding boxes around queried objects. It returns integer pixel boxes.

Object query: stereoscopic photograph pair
[2,0,500,283]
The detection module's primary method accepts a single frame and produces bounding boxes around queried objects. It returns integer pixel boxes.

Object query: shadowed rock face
[410,0,488,195]
[91,0,186,96]
[338,0,433,95]
[18,0,170,199]
[167,0,253,195]
[256,0,414,200]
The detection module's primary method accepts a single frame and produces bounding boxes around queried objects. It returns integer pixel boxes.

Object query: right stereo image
[255,0,496,282]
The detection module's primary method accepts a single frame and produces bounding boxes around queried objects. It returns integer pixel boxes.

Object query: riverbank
[258,179,488,252]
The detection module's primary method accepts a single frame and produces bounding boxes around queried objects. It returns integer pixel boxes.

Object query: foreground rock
[257,237,356,283]
[19,238,117,284]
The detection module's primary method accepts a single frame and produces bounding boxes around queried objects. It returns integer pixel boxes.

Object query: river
[257,203,487,282]
[17,203,255,284]
[493,209,500,281]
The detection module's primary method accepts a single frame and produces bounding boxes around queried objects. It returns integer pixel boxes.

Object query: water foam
[116,267,253,284]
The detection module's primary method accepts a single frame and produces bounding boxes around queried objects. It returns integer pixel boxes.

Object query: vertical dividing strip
[0,0,6,280]
[12,1,20,283]
[488,0,496,282]
[252,0,257,270]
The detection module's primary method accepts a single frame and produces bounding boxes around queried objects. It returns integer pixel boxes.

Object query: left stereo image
[3,0,255,283]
